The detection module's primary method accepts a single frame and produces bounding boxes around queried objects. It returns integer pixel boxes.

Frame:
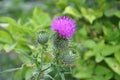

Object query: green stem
[55,52,66,80]
[36,66,51,80]
[59,72,65,80]
[57,65,66,80]
[36,45,45,80]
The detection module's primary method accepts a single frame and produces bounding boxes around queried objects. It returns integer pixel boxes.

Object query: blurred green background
[0,0,120,80]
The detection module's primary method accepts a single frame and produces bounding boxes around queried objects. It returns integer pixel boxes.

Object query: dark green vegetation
[0,0,120,80]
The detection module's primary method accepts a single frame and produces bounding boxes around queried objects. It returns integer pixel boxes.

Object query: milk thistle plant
[51,16,77,64]
[35,16,77,80]
[1,1,120,79]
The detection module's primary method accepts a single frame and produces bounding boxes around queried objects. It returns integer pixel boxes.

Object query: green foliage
[0,0,120,80]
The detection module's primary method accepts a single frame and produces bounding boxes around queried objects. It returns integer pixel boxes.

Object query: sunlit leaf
[25,67,37,80]
[114,51,120,64]
[105,58,120,75]
[84,51,95,60]
[73,60,95,78]
[82,40,96,48]
[93,41,105,62]
[63,6,82,18]
[95,53,104,63]
[14,66,28,80]
[30,8,51,29]
[0,31,13,44]
[94,65,113,80]
[104,8,120,18]
[102,45,120,56]
[0,17,16,25]
[3,43,17,52]
[15,44,32,64]
[80,7,103,24]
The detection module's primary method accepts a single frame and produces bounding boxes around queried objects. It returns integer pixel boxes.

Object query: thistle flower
[51,16,76,39]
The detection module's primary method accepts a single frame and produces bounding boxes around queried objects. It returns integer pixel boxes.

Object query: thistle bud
[62,50,78,64]
[52,33,68,50]
[36,31,49,45]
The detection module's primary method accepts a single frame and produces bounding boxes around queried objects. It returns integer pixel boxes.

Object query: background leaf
[105,58,120,75]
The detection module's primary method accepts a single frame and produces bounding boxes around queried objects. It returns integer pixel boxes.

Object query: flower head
[51,16,76,39]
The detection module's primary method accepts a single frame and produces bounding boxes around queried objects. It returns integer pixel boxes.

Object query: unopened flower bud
[62,50,78,64]
[36,31,49,45]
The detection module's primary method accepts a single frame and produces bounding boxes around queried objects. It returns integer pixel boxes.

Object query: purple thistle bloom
[51,16,76,39]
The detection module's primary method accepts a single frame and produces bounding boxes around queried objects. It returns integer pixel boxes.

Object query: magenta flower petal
[51,16,76,39]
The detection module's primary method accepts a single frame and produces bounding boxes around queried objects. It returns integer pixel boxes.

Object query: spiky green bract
[62,50,78,64]
[36,31,49,45]
[52,33,69,50]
